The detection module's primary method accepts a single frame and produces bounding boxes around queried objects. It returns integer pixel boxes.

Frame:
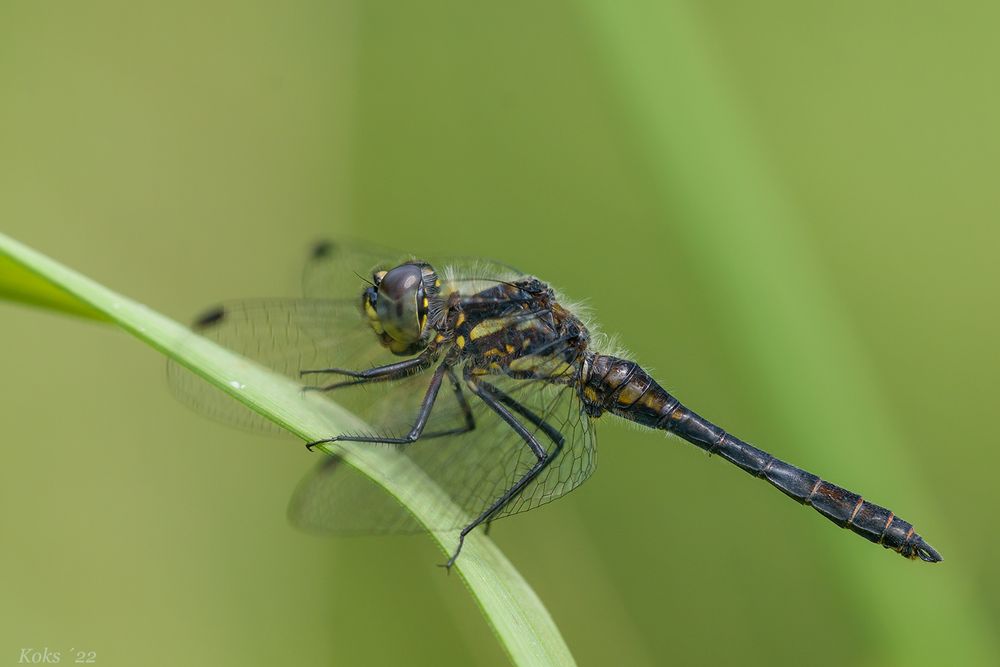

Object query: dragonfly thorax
[452,279,592,385]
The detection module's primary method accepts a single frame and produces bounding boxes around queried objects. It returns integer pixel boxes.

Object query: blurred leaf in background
[1,1,997,666]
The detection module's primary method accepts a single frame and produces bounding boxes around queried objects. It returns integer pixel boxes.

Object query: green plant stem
[0,231,575,667]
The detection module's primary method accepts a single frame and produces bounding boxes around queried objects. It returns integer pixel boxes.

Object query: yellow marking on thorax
[509,356,572,378]
[470,318,507,340]
[508,355,540,373]
[455,312,466,327]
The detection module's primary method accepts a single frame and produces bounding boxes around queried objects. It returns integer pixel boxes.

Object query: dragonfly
[168,240,942,568]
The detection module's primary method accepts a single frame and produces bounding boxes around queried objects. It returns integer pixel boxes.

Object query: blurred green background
[2,2,997,666]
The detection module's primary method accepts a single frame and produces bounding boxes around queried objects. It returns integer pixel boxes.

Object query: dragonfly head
[363,262,439,355]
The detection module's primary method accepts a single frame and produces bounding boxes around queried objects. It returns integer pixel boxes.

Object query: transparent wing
[165,294,482,441]
[301,239,412,302]
[288,454,425,535]
[415,365,597,522]
[303,238,530,304]
[475,369,598,519]
[166,298,388,433]
[167,240,418,432]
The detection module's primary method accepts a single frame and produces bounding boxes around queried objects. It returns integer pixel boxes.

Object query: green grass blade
[0,231,575,667]
[0,254,108,321]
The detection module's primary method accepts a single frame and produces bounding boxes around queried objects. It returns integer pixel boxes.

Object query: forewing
[302,239,410,301]
[166,298,384,432]
[166,296,481,442]
[303,239,530,304]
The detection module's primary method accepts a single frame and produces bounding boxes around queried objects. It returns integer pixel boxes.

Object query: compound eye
[375,264,425,344]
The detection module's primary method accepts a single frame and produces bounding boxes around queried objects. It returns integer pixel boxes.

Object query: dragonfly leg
[440,377,564,570]
[480,381,568,531]
[306,362,450,450]
[488,384,566,449]
[300,354,431,392]
[419,367,477,441]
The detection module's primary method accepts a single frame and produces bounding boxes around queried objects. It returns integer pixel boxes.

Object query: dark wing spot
[311,240,335,259]
[193,306,226,329]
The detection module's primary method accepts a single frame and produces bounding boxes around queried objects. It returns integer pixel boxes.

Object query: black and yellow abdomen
[580,353,941,562]
[580,355,677,425]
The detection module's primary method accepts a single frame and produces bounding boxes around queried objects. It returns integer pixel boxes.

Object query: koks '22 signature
[18,647,96,664]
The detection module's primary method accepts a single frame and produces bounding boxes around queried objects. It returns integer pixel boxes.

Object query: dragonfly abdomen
[581,354,678,425]
[581,354,942,562]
